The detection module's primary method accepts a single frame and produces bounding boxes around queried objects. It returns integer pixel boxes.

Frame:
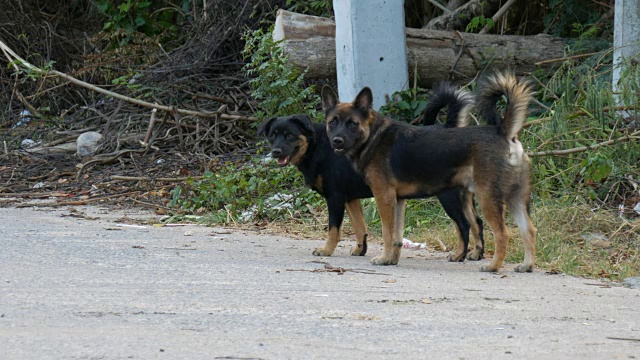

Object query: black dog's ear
[321,85,338,112]
[257,117,276,137]
[291,115,316,136]
[354,87,373,112]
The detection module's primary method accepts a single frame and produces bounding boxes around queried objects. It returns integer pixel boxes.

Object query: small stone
[76,131,103,157]
[623,277,640,289]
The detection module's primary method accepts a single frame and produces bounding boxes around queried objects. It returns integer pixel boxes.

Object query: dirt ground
[1,205,639,360]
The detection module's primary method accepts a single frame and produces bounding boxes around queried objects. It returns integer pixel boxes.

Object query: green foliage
[523,54,640,203]
[379,87,429,122]
[169,157,323,223]
[241,27,321,120]
[9,60,55,82]
[96,0,186,46]
[285,0,333,17]
[544,0,604,37]
[580,153,613,183]
[465,15,494,33]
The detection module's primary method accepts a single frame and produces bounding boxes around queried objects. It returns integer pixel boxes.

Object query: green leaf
[135,16,146,27]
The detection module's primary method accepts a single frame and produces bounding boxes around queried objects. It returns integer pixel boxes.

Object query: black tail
[422,82,474,128]
[476,72,533,140]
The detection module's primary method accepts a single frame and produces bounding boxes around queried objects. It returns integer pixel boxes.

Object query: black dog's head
[258,115,316,166]
[321,85,373,156]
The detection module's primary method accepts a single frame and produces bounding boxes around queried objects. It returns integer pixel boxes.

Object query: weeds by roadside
[168,28,639,280]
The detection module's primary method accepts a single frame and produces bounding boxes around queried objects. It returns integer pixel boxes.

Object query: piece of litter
[32,182,45,189]
[314,294,329,297]
[184,231,193,236]
[495,327,505,330]
[421,298,432,304]
[115,224,147,229]
[21,139,38,148]
[382,279,397,283]
[402,238,426,249]
[634,203,640,215]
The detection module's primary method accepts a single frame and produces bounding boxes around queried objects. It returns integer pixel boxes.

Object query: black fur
[260,99,484,259]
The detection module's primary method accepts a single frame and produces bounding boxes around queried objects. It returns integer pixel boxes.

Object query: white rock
[20,139,38,148]
[76,131,103,157]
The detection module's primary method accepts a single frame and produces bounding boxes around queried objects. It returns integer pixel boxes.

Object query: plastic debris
[402,238,426,249]
[32,182,45,189]
[20,139,38,149]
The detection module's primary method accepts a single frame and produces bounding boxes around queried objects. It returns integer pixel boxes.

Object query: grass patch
[357,198,639,280]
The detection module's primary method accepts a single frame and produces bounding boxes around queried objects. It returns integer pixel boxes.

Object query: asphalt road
[1,206,639,360]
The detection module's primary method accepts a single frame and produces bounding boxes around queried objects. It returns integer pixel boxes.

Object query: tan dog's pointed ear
[321,85,338,112]
[354,87,373,112]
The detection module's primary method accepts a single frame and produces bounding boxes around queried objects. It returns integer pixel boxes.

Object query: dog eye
[346,119,357,128]
[286,133,295,140]
[329,119,337,128]
[269,133,276,140]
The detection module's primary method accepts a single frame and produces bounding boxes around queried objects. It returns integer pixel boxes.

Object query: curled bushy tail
[422,82,474,128]
[477,72,533,140]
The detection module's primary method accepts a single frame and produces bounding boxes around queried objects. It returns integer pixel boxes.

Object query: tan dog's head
[321,86,374,156]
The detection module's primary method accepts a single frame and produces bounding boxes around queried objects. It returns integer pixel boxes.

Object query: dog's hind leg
[345,199,368,256]
[509,194,537,272]
[465,192,485,261]
[478,197,509,272]
[393,199,407,261]
[437,190,470,262]
[312,197,345,256]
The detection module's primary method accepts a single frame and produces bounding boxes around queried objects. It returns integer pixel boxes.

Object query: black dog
[258,83,484,259]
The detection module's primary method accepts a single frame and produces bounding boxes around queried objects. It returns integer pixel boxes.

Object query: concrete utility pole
[333,0,408,110]
[613,0,640,109]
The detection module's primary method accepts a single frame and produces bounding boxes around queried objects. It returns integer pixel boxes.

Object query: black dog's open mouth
[333,148,345,154]
[276,155,291,166]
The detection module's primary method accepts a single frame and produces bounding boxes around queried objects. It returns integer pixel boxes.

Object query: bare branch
[479,0,517,34]
[527,130,640,157]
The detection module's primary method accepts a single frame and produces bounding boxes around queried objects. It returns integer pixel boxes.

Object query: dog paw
[447,252,465,262]
[514,263,533,273]
[371,255,398,265]
[312,248,333,257]
[350,246,366,256]
[479,264,499,272]
[466,249,484,261]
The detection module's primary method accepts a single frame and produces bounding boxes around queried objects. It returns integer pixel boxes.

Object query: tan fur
[323,74,536,272]
[345,200,368,256]
[289,135,308,165]
[312,227,340,257]
[463,191,484,260]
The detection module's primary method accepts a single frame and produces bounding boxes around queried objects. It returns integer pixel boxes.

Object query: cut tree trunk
[273,10,609,88]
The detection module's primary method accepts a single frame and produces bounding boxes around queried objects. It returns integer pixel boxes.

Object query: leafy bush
[96,0,187,46]
[241,27,321,120]
[379,87,429,122]
[170,157,323,223]
[523,55,640,204]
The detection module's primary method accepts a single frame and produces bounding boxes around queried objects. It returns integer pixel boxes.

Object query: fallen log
[273,10,609,87]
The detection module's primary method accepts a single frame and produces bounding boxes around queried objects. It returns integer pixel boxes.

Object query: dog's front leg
[312,197,345,256]
[370,189,401,265]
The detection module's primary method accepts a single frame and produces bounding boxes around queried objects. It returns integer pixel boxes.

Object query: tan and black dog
[322,73,536,272]
[259,83,485,259]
